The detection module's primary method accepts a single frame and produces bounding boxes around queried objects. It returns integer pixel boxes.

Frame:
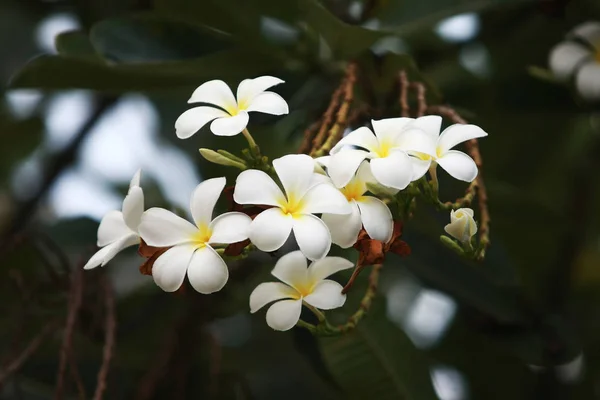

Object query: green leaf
[0,116,43,184]
[319,301,438,400]
[9,49,279,91]
[55,30,99,59]
[89,15,232,63]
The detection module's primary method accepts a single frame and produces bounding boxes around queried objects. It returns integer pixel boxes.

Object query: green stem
[429,163,439,194]
[304,303,326,323]
[242,128,260,157]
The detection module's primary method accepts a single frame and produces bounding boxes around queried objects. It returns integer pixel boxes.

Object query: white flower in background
[250,251,353,331]
[549,21,600,100]
[175,76,289,138]
[326,118,436,190]
[444,208,477,243]
[321,161,393,248]
[84,170,143,270]
[138,177,251,294]
[405,115,487,182]
[234,154,351,260]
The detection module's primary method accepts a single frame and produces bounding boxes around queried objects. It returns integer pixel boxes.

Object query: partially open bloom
[405,115,487,182]
[549,22,600,100]
[326,118,435,190]
[321,161,393,248]
[444,208,477,243]
[84,170,143,270]
[175,76,289,138]
[139,177,251,294]
[234,154,351,260]
[250,251,353,331]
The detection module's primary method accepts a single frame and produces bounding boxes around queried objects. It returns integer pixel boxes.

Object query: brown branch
[309,84,344,154]
[298,120,321,154]
[398,71,410,117]
[55,266,85,400]
[0,321,58,390]
[68,352,87,400]
[92,276,116,400]
[409,82,427,117]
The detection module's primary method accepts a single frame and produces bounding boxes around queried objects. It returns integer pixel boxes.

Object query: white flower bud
[444,208,477,243]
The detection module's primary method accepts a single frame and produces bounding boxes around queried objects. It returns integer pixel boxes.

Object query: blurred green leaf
[90,14,232,63]
[0,116,42,184]
[319,300,438,400]
[55,30,99,59]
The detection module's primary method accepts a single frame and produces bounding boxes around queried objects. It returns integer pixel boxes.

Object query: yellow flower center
[292,281,316,298]
[279,193,305,218]
[341,180,365,202]
[454,211,465,219]
[414,146,443,160]
[191,224,212,248]
[374,140,393,158]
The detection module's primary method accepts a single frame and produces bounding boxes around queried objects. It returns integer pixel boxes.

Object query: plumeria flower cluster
[549,21,600,100]
[84,75,489,332]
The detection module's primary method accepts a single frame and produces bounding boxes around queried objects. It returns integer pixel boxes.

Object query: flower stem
[429,163,439,194]
[304,303,326,323]
[242,128,260,158]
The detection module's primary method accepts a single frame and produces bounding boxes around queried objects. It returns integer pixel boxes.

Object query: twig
[55,266,85,400]
[92,276,116,400]
[298,120,321,154]
[0,321,58,390]
[410,82,427,117]
[398,71,410,117]
[68,352,87,400]
[309,84,344,154]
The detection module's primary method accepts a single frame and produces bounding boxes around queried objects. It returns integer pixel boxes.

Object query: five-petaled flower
[404,115,487,182]
[84,170,144,270]
[326,118,436,190]
[444,208,477,243]
[138,177,251,294]
[250,251,353,331]
[234,154,351,260]
[549,21,600,100]
[175,76,289,138]
[319,160,393,248]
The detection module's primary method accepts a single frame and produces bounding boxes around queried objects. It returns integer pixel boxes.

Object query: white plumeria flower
[233,154,351,261]
[401,115,488,182]
[84,170,143,270]
[326,118,436,190]
[138,177,251,294]
[549,22,600,100]
[321,161,393,248]
[250,251,353,331]
[444,208,477,243]
[175,76,289,138]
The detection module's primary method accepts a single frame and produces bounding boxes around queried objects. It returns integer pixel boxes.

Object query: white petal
[576,63,600,100]
[327,149,369,188]
[436,150,478,182]
[129,169,141,189]
[210,112,249,136]
[271,250,309,288]
[97,210,130,247]
[233,169,285,207]
[248,208,293,252]
[300,183,351,215]
[246,92,289,115]
[303,280,346,310]
[370,151,413,190]
[395,128,436,156]
[236,76,284,106]
[371,117,413,144]
[83,234,139,270]
[209,212,252,244]
[187,246,229,294]
[190,177,226,228]
[321,202,362,248]
[188,80,237,112]
[409,157,432,181]
[250,282,299,313]
[356,196,393,243]
[437,124,488,154]
[308,256,354,283]
[549,42,591,81]
[314,155,330,169]
[152,245,195,292]
[265,299,303,331]
[409,115,442,143]
[292,215,331,261]
[122,186,144,232]
[139,208,197,247]
[355,160,377,185]
[330,127,379,154]
[569,22,600,48]
[175,107,229,139]
[273,154,315,200]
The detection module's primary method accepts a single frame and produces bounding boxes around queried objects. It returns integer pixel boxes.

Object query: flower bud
[199,148,246,170]
[444,208,477,243]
